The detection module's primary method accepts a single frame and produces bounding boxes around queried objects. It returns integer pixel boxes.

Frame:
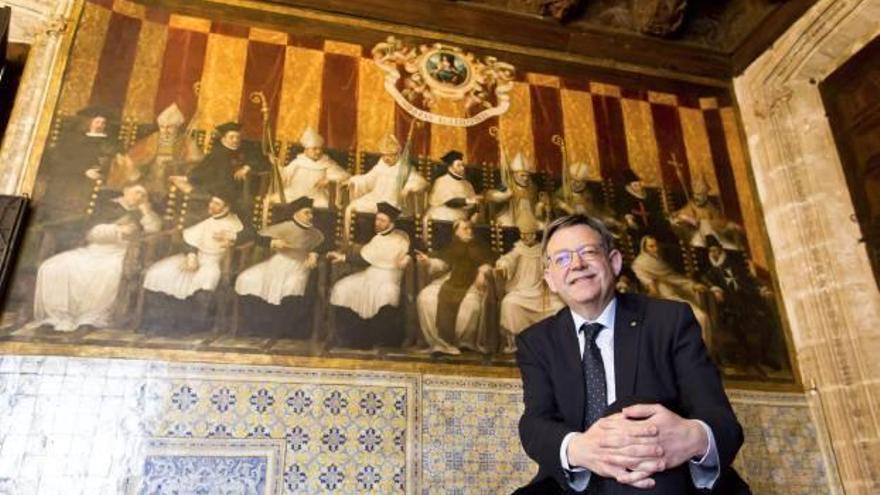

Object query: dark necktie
[581,322,607,428]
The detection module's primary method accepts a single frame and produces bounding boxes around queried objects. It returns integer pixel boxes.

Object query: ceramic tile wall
[0,355,831,494]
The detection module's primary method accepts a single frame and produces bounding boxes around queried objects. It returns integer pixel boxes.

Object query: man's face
[304,146,323,161]
[221,131,241,151]
[208,197,229,216]
[629,180,643,195]
[293,207,314,226]
[449,159,465,177]
[643,237,659,257]
[455,221,474,242]
[694,192,708,206]
[513,171,530,188]
[382,152,399,165]
[89,117,107,134]
[571,180,587,193]
[708,245,723,262]
[543,224,621,311]
[374,213,392,233]
[521,231,538,246]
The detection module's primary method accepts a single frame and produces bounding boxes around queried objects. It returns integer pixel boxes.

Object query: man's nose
[568,252,586,270]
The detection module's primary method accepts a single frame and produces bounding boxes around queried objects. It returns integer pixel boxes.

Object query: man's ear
[609,249,623,277]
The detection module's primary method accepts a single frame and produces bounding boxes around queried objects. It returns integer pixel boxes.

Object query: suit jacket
[515,293,744,494]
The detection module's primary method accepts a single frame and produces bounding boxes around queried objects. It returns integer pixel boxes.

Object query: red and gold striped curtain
[53,0,766,268]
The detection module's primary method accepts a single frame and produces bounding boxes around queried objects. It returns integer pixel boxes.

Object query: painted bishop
[486,153,546,228]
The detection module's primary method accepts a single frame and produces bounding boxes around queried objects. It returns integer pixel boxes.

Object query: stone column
[0,0,77,195]
[735,0,880,492]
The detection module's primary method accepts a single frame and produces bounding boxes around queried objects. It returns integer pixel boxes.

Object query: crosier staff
[250,91,284,228]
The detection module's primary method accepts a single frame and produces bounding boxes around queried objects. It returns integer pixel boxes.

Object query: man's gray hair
[541,214,616,257]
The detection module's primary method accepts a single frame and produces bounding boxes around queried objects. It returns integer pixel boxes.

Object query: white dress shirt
[559,298,720,491]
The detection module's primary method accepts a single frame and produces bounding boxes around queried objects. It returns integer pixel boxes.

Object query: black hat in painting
[376,201,402,221]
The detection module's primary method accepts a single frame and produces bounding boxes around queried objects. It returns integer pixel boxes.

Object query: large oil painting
[0,0,795,384]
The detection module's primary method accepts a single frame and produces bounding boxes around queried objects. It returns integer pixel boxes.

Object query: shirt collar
[570,297,617,337]
[709,251,727,267]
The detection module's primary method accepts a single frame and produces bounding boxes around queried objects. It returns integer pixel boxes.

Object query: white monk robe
[329,229,410,319]
[143,213,243,299]
[497,240,564,335]
[281,153,350,209]
[346,157,428,215]
[32,200,162,331]
[631,251,712,338]
[235,220,324,304]
[424,172,477,231]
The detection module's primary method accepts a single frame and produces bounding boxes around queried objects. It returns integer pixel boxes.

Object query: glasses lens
[579,246,601,260]
[553,252,572,268]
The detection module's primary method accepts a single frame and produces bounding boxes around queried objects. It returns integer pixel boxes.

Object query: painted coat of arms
[372,36,516,127]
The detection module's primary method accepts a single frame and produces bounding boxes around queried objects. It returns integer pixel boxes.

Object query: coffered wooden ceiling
[148,0,815,88]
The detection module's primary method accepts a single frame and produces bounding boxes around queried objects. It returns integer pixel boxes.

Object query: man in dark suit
[515,214,744,494]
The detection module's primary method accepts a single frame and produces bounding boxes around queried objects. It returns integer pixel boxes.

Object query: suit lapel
[614,294,644,401]
[554,309,585,428]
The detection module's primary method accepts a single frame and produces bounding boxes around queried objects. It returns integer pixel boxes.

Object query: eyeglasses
[547,245,605,269]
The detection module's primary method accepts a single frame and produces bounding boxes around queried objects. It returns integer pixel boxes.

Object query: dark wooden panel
[0,196,29,306]
[731,0,818,75]
[566,30,731,79]
[820,35,880,289]
[144,0,731,96]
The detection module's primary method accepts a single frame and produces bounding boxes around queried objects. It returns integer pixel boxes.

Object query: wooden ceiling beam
[262,0,732,80]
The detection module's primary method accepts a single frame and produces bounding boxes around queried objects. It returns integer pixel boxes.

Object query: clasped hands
[566,404,708,489]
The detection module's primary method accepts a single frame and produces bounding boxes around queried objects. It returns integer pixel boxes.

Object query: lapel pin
[630,320,637,327]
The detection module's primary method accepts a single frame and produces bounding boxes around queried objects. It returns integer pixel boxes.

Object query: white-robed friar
[631,235,712,340]
[32,184,161,331]
[280,127,350,208]
[329,202,411,319]
[343,134,428,235]
[235,196,324,305]
[424,150,479,232]
[496,213,564,352]
[143,195,243,299]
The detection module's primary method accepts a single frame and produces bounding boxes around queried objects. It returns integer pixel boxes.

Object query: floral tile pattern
[0,355,835,494]
[420,376,536,494]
